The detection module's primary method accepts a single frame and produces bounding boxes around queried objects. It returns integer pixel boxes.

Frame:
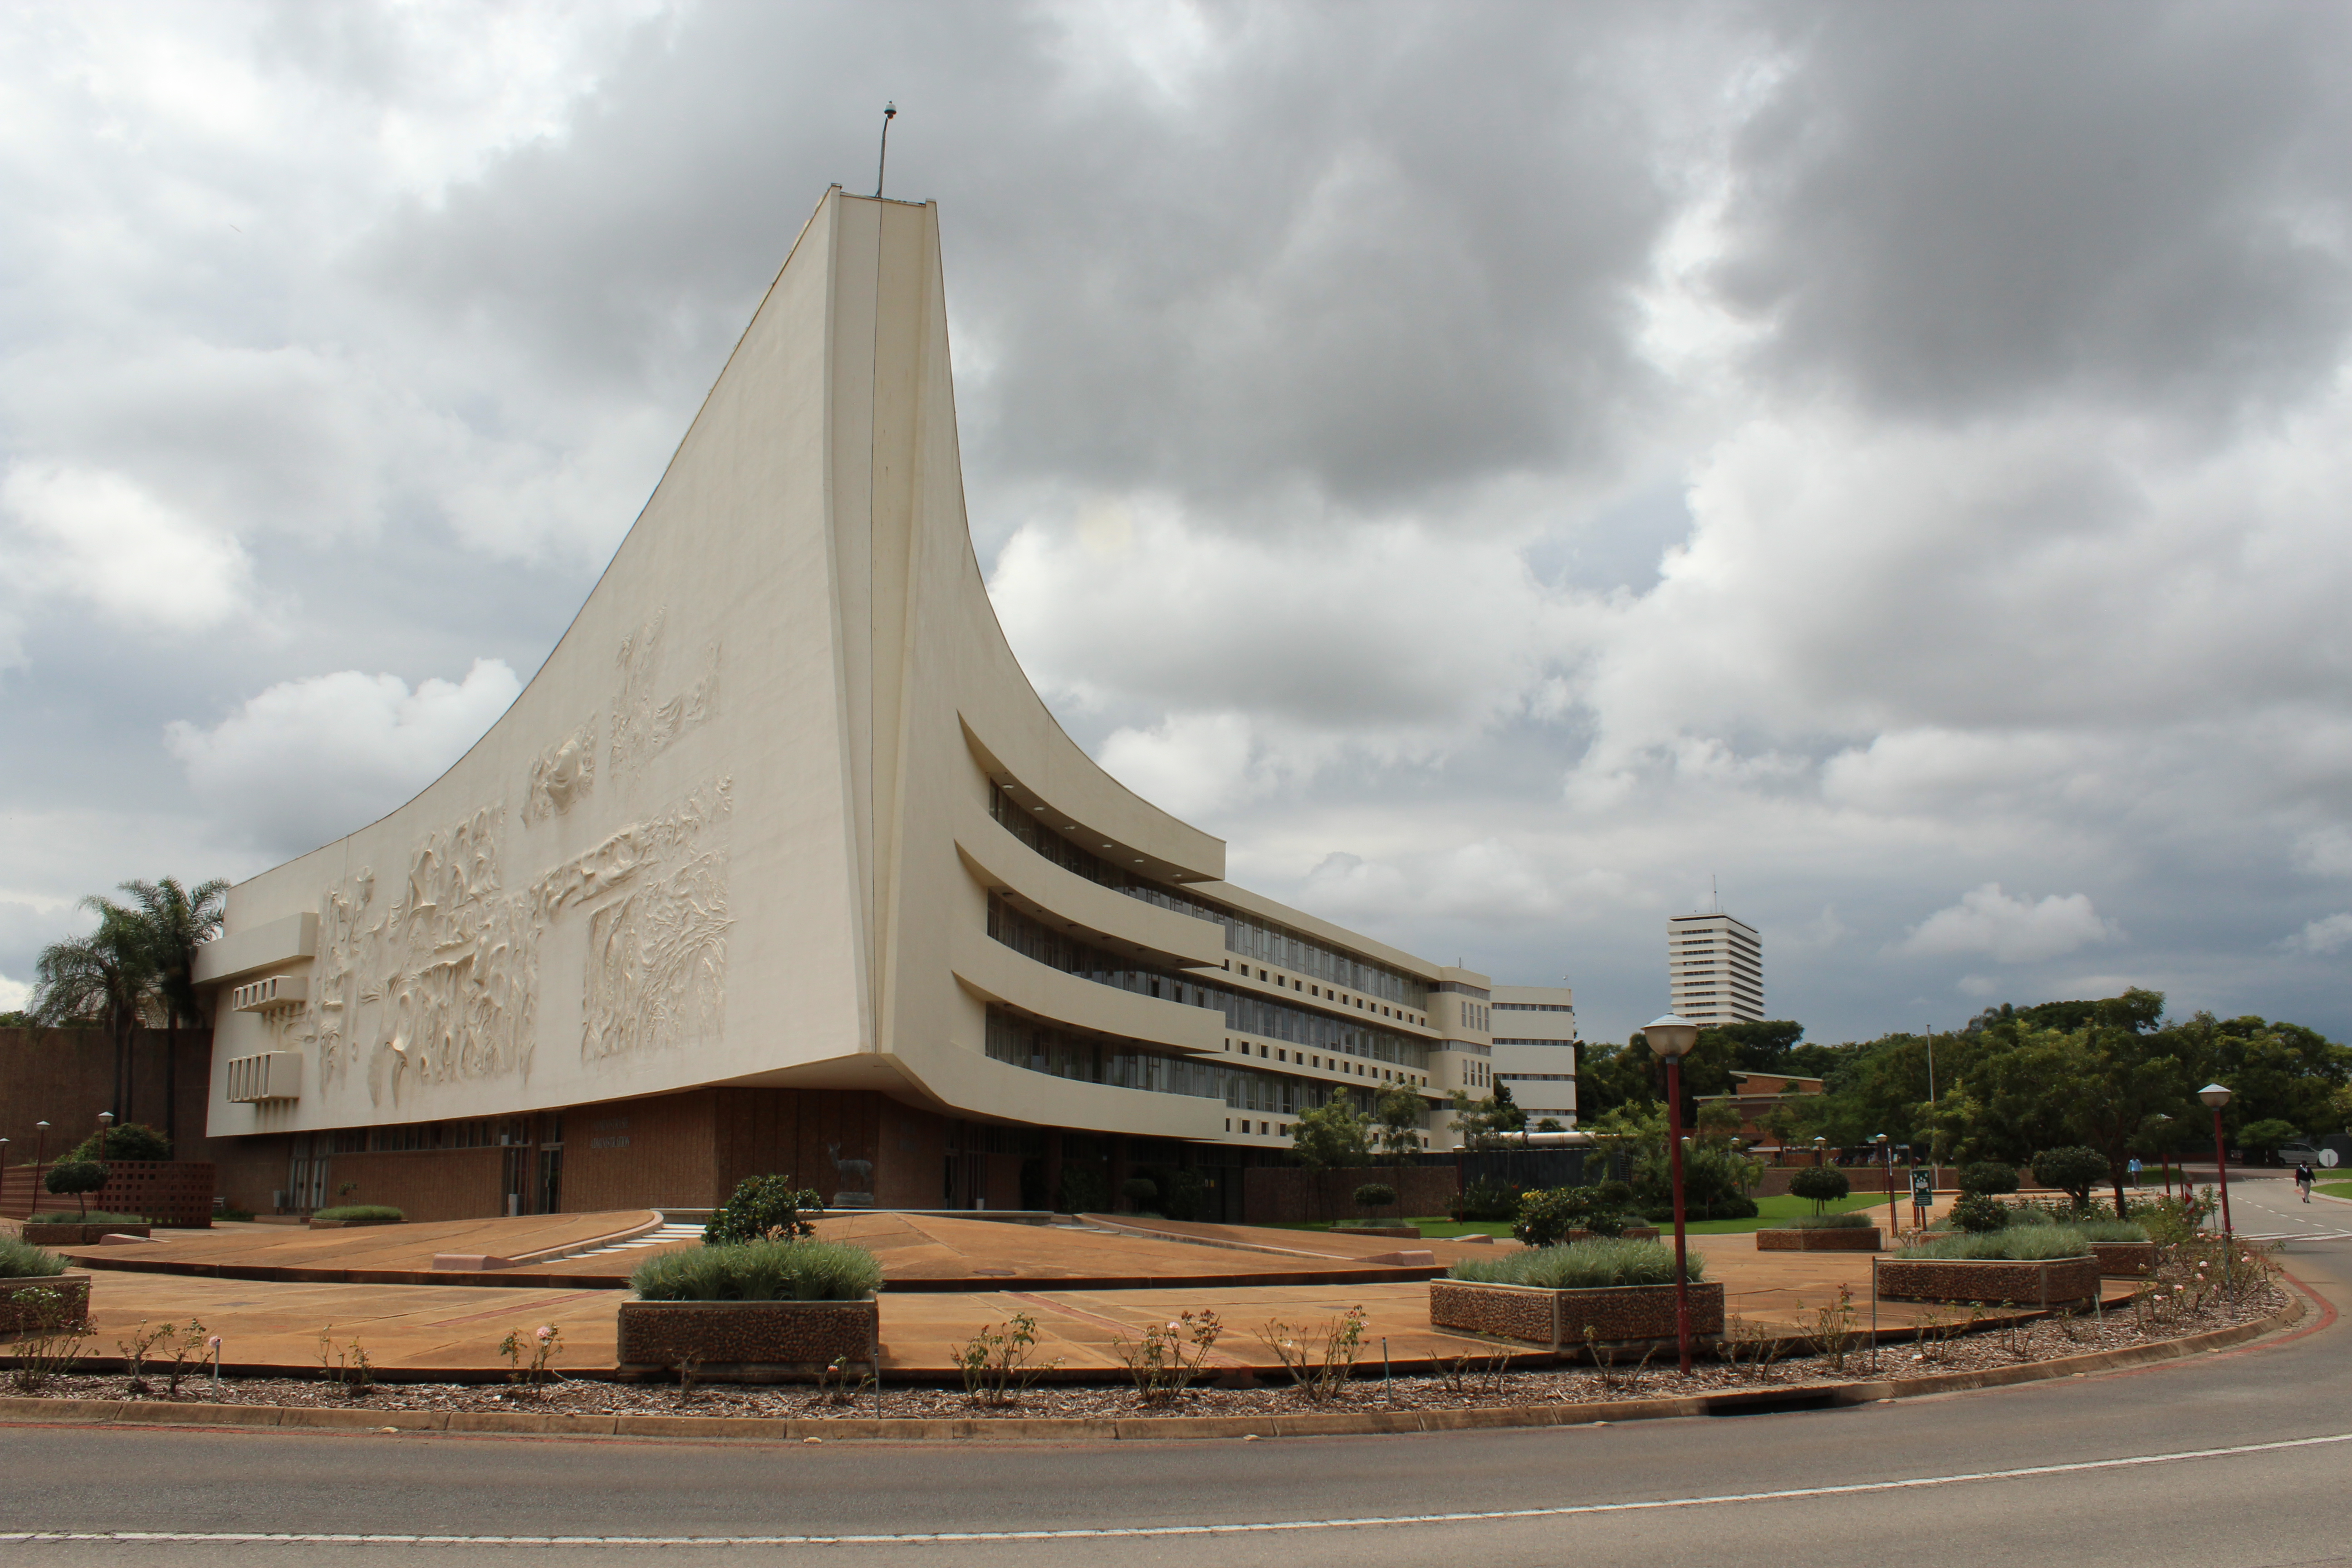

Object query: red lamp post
[2200,1083,2234,1238]
[1642,1013,1700,1377]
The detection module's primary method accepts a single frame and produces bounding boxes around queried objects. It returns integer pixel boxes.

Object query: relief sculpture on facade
[611,609,720,780]
[533,777,734,1067]
[523,715,596,824]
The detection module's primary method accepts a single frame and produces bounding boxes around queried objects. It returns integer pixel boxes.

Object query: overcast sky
[3,0,2349,1049]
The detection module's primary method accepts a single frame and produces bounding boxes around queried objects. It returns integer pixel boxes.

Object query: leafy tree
[1118,1176,1161,1211]
[1958,1161,2019,1196]
[1951,1193,2009,1233]
[1708,1020,1807,1073]
[1534,1117,1564,1132]
[114,878,228,1146]
[1291,1098,1371,1167]
[1695,1099,1743,1146]
[1490,1080,1529,1137]
[1761,1096,1820,1152]
[1372,1083,1425,1162]
[2029,1146,2107,1210]
[2235,1119,2303,1160]
[45,1160,108,1220]
[66,1123,170,1165]
[1352,1182,1397,1218]
[29,905,155,1125]
[1788,1166,1849,1215]
[1445,1089,1516,1152]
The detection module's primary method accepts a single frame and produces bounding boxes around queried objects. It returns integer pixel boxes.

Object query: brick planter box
[19,1223,151,1246]
[615,1298,879,1382]
[0,1272,91,1337]
[2089,1240,2157,1276]
[1756,1226,1882,1251]
[1877,1255,2101,1306]
[1429,1278,1725,1350]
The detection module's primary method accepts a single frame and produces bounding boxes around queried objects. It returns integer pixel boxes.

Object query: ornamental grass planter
[615,1297,880,1382]
[1429,1278,1725,1351]
[1555,1226,1662,1245]
[1877,1255,2100,1307]
[18,1223,150,1246]
[0,1272,92,1337]
[2088,1240,2157,1276]
[1755,1226,1882,1252]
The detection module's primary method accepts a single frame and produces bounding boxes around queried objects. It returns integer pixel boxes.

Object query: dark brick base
[0,1271,90,1335]
[2089,1240,2156,1276]
[1755,1227,1881,1251]
[1878,1256,2100,1305]
[615,1298,880,1381]
[1429,1279,1725,1348]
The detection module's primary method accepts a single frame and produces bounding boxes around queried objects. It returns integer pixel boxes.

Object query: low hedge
[630,1239,883,1302]
[1896,1228,2093,1261]
[310,1205,405,1222]
[25,1210,150,1226]
[1449,1237,1705,1290]
[0,1239,68,1279]
[2068,1217,2150,1242]
[1779,1211,1876,1230]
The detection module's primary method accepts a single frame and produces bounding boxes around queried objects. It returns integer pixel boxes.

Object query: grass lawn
[2318,1180,2352,1202]
[1271,1190,1892,1240]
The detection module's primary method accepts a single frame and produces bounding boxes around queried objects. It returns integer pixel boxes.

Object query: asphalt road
[4,1185,2346,1568]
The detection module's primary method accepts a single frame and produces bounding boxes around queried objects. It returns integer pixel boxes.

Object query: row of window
[984,895,1432,1069]
[1223,1036,1431,1095]
[307,1118,529,1156]
[1494,1002,1573,1013]
[987,782,1431,1007]
[981,1006,1416,1122]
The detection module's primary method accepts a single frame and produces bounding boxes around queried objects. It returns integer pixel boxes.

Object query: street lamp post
[2199,1084,2234,1238]
[1875,1134,1898,1234]
[1642,1013,1700,1377]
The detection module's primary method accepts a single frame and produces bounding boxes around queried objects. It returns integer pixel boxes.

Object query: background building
[1490,985,1577,1127]
[1668,911,1763,1025]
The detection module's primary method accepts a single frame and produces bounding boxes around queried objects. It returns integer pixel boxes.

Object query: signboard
[2323,1149,2341,1169]
[1910,1171,1935,1207]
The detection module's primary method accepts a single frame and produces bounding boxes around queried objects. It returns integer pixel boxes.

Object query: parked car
[2273,1142,2330,1169]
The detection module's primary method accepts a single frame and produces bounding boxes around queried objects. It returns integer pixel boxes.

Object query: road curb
[0,1294,2302,1443]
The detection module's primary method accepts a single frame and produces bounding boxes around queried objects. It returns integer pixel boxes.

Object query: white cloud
[2287,913,2352,956]
[0,973,28,1011]
[1900,884,2120,964]
[1,463,254,631]
[165,659,521,854]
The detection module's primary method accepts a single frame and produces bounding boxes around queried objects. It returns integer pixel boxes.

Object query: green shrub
[2001,1204,2055,1226]
[1896,1228,2092,1261]
[1788,1166,1851,1213]
[1119,1176,1161,1210]
[2069,1217,2149,1243]
[1512,1186,1599,1246]
[0,1239,68,1279]
[1783,1211,1876,1230]
[1951,1193,2009,1233]
[1450,1238,1705,1289]
[65,1123,171,1164]
[311,1205,404,1223]
[25,1210,149,1226]
[704,1175,824,1245]
[1352,1182,1397,1213]
[1958,1161,2020,1196]
[630,1239,884,1302]
[1164,1170,1210,1223]
[43,1160,107,1216]
[1056,1166,1110,1214]
[1453,1177,1520,1222]
[2029,1146,2108,1208]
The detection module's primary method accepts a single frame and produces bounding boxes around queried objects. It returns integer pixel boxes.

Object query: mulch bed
[3,1283,2287,1420]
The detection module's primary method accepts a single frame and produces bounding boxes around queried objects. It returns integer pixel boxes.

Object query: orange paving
[42,1213,659,1277]
[7,1209,2133,1380]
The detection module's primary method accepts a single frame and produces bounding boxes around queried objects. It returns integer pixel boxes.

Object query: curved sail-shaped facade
[194,190,1514,1218]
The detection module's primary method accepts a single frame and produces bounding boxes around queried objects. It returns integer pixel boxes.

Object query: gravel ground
[2,1282,2288,1419]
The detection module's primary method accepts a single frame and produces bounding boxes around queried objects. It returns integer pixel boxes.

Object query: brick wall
[562,1091,722,1213]
[0,1026,217,1159]
[323,1147,505,1222]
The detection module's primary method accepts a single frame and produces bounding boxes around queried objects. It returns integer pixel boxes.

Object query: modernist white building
[1667,911,1763,1026]
[1489,985,1577,1127]
[189,189,1517,1220]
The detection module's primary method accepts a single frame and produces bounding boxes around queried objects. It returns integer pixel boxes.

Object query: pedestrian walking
[2128,1156,2142,1188]
[2295,1161,2315,1202]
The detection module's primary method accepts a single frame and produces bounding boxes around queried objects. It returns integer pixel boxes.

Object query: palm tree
[116,878,229,1146]
[29,903,156,1124]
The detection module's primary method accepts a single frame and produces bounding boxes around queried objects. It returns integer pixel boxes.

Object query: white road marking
[9,1431,2352,1546]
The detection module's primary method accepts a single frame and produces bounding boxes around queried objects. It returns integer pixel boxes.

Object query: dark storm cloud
[1715,1,2352,422]
[363,1,1701,514]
